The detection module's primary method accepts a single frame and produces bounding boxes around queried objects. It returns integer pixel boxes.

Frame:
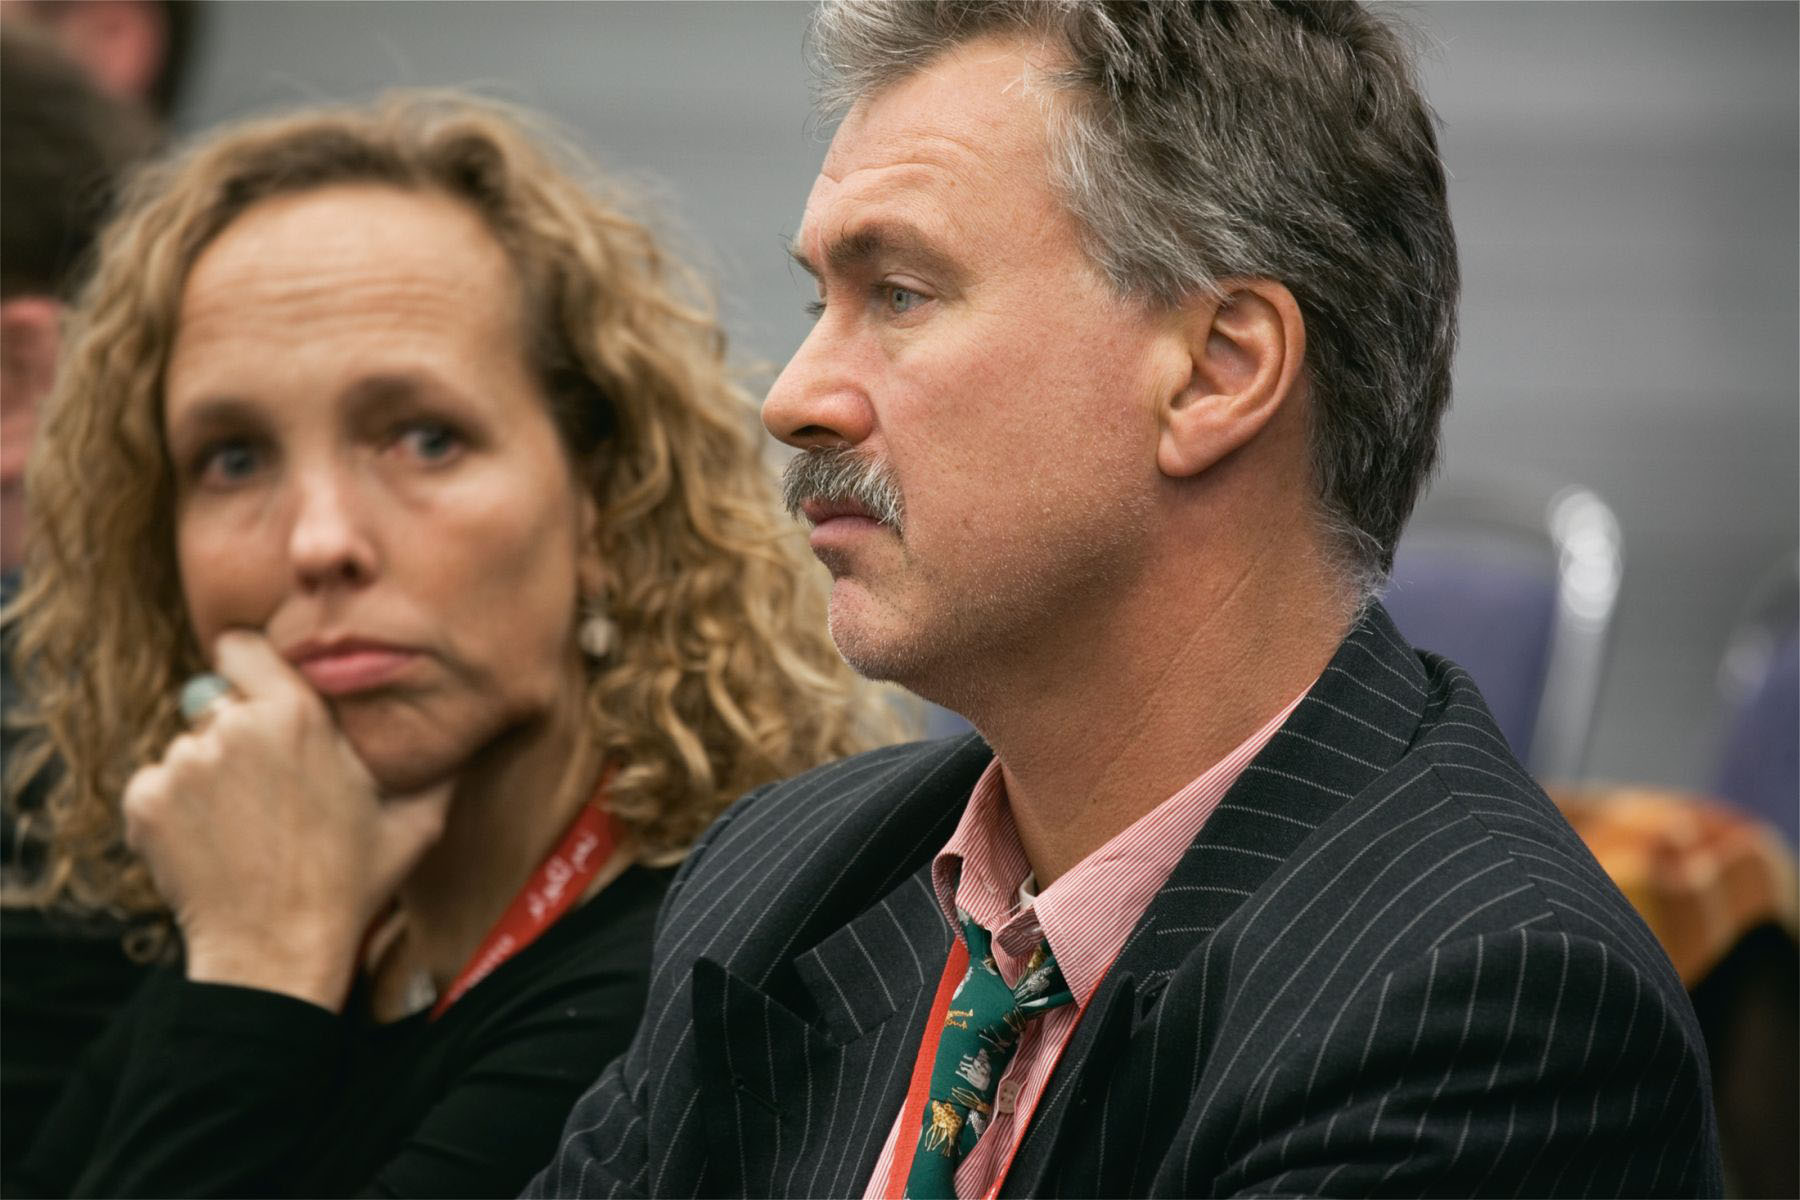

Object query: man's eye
[886,286,924,314]
[395,421,463,463]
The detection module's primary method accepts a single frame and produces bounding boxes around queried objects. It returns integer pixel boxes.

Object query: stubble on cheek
[827,456,1155,703]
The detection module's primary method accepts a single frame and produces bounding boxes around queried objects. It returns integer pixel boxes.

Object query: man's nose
[287,466,378,588]
[762,318,876,451]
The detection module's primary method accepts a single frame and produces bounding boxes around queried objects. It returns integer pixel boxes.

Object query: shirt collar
[929,686,1310,1000]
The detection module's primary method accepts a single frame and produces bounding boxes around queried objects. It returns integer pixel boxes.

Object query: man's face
[765,36,1184,700]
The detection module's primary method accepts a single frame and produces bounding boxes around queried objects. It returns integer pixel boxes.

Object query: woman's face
[163,184,599,793]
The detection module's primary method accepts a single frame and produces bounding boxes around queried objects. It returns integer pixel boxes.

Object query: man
[0,0,201,122]
[531,2,1720,1195]
[1,24,159,1166]
[0,22,158,572]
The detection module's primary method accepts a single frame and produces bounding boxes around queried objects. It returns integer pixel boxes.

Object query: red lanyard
[428,773,622,1020]
[881,938,1118,1200]
[883,938,970,1198]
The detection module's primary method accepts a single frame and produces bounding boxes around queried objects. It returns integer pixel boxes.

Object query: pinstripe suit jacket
[529,606,1722,1197]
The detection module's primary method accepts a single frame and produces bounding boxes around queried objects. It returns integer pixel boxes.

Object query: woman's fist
[123,630,453,1011]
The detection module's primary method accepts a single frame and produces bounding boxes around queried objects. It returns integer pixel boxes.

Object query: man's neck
[969,541,1353,889]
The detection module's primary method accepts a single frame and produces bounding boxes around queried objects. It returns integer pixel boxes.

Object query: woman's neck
[391,700,605,996]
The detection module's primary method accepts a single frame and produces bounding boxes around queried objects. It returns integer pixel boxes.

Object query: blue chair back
[1385,538,1558,763]
[1382,485,1622,781]
[1714,634,1798,848]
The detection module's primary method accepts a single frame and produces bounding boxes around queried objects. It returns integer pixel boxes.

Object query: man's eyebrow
[788,223,962,285]
[787,237,821,281]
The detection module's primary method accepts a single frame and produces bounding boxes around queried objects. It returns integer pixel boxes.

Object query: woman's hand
[123,630,453,1012]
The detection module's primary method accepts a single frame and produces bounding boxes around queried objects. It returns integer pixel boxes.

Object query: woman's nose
[287,467,378,588]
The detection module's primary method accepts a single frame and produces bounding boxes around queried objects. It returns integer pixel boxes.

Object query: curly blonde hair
[6,93,900,930]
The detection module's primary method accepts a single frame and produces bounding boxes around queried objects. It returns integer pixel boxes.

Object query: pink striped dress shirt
[862,689,1308,1199]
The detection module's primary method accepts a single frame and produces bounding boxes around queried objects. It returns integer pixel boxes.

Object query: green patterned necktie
[904,912,1074,1199]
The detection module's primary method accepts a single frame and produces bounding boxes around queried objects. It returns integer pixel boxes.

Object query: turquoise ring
[178,673,235,724]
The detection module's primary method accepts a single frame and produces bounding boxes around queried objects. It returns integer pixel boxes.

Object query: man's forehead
[796,37,1058,255]
[819,36,1053,176]
[795,159,937,244]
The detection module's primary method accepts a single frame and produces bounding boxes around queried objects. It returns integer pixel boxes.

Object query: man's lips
[800,497,882,526]
[283,638,420,696]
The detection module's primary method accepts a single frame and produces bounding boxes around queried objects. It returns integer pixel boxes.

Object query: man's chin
[825,585,920,686]
[808,519,899,580]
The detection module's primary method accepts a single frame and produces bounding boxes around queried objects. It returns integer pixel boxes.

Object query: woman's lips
[292,646,419,695]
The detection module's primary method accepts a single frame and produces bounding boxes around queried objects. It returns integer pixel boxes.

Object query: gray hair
[781,445,907,532]
[807,0,1459,600]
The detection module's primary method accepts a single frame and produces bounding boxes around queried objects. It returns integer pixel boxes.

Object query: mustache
[780,446,905,531]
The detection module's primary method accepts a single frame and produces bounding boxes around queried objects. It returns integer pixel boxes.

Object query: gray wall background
[172,1,1798,793]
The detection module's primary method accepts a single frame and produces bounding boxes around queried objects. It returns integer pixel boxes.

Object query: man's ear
[1155,279,1306,479]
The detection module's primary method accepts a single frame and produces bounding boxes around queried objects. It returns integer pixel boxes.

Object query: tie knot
[958,914,1071,1009]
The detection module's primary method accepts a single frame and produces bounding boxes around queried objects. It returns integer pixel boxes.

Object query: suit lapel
[692,869,953,1198]
[690,735,987,1197]
[790,867,953,1043]
[1005,605,1434,1195]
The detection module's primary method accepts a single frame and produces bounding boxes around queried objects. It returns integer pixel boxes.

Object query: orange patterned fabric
[1550,785,1799,986]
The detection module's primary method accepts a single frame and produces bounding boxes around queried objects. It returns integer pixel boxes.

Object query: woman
[6,94,891,1197]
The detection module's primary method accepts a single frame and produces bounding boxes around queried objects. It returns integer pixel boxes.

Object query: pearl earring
[578,602,617,659]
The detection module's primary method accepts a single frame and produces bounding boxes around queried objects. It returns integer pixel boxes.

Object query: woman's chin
[335,726,463,797]
[331,693,565,798]
[362,753,459,798]
[377,765,456,798]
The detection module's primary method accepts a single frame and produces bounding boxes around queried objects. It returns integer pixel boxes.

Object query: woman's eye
[394,421,463,464]
[194,440,263,487]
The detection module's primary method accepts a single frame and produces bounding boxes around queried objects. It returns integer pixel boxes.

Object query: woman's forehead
[184,185,514,313]
[169,185,530,395]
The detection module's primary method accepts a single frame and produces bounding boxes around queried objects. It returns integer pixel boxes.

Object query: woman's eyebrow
[165,395,264,444]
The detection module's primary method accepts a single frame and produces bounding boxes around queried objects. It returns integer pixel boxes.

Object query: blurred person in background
[0,24,157,575]
[0,0,202,122]
[0,23,160,1168]
[5,93,892,1197]
[0,0,194,577]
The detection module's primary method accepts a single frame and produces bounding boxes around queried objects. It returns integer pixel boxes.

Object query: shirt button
[995,1078,1022,1114]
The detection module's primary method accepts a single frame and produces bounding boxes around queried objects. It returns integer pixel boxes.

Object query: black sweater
[12,864,672,1198]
